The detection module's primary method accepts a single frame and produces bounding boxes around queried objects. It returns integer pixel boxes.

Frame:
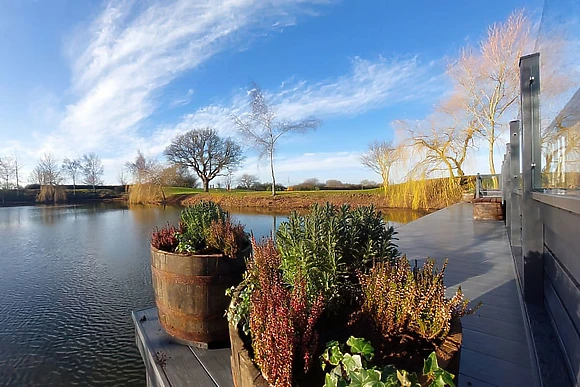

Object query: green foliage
[176,200,226,253]
[357,257,481,341]
[152,200,249,255]
[275,203,399,306]
[226,274,254,336]
[321,338,455,387]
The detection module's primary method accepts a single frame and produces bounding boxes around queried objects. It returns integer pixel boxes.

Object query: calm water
[0,203,423,386]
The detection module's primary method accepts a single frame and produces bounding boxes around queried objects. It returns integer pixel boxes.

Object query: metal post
[519,53,543,305]
[475,173,481,199]
[510,120,522,249]
[504,145,511,233]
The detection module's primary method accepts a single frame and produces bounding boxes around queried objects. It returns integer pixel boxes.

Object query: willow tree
[359,140,400,194]
[396,97,476,179]
[233,82,321,196]
[447,10,529,177]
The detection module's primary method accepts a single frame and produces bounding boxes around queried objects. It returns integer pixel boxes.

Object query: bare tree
[117,168,128,186]
[446,10,529,177]
[360,179,378,189]
[125,150,158,184]
[223,167,236,191]
[62,158,82,195]
[237,173,259,189]
[395,99,475,178]
[81,153,104,192]
[0,156,15,190]
[360,140,400,193]
[233,82,321,196]
[164,128,244,192]
[31,154,62,186]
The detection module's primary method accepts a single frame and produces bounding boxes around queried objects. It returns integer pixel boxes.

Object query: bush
[248,237,325,386]
[357,257,478,342]
[151,223,180,252]
[37,185,67,203]
[276,203,399,306]
[176,201,227,253]
[152,200,250,257]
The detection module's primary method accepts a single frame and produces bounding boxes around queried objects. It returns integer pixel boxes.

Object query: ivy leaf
[423,352,439,375]
[329,345,344,366]
[342,354,363,373]
[325,373,339,387]
[349,369,384,387]
[347,336,375,360]
[431,370,456,387]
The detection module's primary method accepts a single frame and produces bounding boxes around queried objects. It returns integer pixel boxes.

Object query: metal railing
[501,53,580,386]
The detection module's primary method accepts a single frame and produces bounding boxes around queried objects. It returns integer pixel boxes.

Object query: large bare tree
[30,154,62,186]
[164,127,244,192]
[233,82,321,196]
[396,98,476,178]
[81,153,104,192]
[237,173,259,189]
[446,10,529,177]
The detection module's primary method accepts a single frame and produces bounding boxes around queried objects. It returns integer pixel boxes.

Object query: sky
[0,0,562,186]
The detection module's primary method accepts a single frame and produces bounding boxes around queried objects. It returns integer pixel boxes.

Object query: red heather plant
[248,237,325,387]
[206,218,248,258]
[151,223,179,252]
[357,256,479,342]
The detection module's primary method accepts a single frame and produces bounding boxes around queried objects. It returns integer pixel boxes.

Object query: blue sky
[0,0,548,185]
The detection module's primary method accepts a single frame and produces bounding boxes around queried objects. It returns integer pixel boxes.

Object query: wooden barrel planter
[229,318,463,386]
[151,245,249,348]
[472,197,504,220]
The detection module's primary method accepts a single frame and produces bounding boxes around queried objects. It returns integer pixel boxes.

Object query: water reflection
[0,203,424,386]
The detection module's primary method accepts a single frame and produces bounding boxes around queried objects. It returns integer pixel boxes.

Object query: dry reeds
[37,185,67,204]
[127,183,165,204]
[384,176,474,210]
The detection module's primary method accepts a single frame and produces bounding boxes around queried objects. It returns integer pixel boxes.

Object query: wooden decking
[396,203,537,387]
[134,202,538,387]
[133,307,233,387]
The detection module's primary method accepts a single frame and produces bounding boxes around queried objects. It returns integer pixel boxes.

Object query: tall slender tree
[81,153,104,193]
[233,82,321,196]
[62,158,82,195]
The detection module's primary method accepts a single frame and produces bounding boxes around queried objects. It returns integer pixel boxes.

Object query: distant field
[164,187,383,197]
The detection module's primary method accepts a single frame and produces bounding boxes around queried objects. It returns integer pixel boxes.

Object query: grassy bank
[160,176,473,211]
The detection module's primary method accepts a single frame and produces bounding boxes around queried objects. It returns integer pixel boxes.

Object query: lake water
[0,202,423,386]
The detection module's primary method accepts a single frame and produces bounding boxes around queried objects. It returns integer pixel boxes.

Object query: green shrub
[176,200,227,253]
[276,203,399,306]
[152,200,249,256]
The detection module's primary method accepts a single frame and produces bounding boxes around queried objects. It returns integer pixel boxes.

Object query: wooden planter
[229,319,462,386]
[151,245,248,348]
[473,197,504,220]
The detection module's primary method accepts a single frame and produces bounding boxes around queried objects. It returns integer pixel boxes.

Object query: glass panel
[537,0,580,192]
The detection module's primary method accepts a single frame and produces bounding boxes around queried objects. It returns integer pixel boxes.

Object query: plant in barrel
[151,200,250,347]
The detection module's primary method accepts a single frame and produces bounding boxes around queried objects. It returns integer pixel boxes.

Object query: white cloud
[270,56,444,120]
[35,0,333,175]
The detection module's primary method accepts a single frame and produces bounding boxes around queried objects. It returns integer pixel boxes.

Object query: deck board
[396,203,537,386]
[133,308,233,387]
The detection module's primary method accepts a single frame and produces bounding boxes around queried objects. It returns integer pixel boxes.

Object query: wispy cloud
[270,56,444,120]
[170,88,194,107]
[46,0,333,159]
